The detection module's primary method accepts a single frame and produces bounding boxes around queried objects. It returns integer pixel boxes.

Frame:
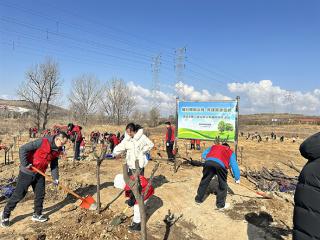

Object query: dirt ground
[1,124,319,240]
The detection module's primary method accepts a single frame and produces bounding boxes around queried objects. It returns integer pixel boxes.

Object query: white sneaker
[1,212,10,228]
[216,203,230,211]
[31,214,48,222]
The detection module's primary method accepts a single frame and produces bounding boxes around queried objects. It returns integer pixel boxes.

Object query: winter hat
[114,174,125,189]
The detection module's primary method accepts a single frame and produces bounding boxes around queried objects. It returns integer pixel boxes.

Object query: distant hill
[0,99,69,115]
[0,98,319,124]
[240,113,320,125]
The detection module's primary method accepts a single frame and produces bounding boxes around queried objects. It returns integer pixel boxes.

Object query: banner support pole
[235,96,240,162]
[174,97,179,152]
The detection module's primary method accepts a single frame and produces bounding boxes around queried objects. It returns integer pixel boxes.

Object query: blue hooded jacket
[202,146,240,181]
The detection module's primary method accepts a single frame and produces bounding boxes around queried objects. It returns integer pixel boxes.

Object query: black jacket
[19,136,60,180]
[293,132,320,240]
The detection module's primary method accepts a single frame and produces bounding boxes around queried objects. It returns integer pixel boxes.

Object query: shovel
[31,166,97,210]
[239,182,273,199]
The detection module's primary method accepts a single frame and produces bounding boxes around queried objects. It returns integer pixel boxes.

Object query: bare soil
[0,123,319,240]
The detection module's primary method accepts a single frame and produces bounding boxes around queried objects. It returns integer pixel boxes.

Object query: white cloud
[127,81,229,115]
[127,81,175,115]
[175,81,231,101]
[228,80,320,114]
[128,80,320,115]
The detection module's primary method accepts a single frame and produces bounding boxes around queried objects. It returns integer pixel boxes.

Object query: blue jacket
[202,147,240,181]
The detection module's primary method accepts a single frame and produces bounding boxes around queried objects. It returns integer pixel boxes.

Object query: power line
[0,2,243,97]
[0,2,239,88]
[0,2,174,59]
[186,59,240,83]
[0,40,150,76]
[0,17,153,65]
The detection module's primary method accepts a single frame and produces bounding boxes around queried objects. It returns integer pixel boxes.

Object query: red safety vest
[27,138,62,173]
[110,135,120,145]
[206,145,233,169]
[165,126,175,142]
[124,175,154,204]
[68,125,83,142]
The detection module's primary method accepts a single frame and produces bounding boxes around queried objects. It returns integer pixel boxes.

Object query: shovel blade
[110,213,127,226]
[79,195,97,210]
[256,191,273,199]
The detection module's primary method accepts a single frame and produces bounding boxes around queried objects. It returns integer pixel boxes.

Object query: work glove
[26,163,33,169]
[53,179,59,186]
[125,198,135,207]
[235,180,240,184]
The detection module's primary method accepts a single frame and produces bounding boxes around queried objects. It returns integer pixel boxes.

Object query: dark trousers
[196,161,228,208]
[74,141,81,160]
[3,171,45,218]
[110,142,115,153]
[166,142,174,160]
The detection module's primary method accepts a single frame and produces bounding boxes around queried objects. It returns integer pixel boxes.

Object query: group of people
[0,122,156,231]
[0,120,243,233]
[190,139,201,150]
[4,121,319,239]
[242,131,298,143]
[90,131,122,146]
[28,127,38,138]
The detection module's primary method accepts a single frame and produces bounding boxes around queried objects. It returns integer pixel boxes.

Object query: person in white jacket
[113,123,154,175]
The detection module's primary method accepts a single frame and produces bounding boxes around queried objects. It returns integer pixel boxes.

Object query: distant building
[295,118,320,125]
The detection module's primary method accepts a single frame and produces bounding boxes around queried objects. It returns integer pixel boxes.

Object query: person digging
[195,142,240,210]
[67,123,83,161]
[113,173,154,231]
[1,132,69,228]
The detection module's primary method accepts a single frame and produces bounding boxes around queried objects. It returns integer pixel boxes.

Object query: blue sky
[0,0,320,114]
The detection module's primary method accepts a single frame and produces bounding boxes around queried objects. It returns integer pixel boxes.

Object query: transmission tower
[284,91,296,114]
[151,54,161,109]
[174,47,186,100]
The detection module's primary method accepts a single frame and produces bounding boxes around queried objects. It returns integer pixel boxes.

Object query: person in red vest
[42,129,50,137]
[195,139,201,150]
[165,121,175,161]
[32,127,38,138]
[190,139,195,150]
[195,143,240,210]
[67,123,83,161]
[1,132,69,227]
[107,133,120,152]
[114,173,154,231]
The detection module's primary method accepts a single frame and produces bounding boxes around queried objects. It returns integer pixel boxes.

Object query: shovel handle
[123,205,129,214]
[239,183,272,199]
[31,166,83,200]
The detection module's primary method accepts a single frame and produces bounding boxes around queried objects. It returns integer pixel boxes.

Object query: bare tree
[69,74,102,125]
[102,78,136,125]
[17,58,61,130]
[131,110,148,124]
[41,59,61,130]
[148,107,160,127]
